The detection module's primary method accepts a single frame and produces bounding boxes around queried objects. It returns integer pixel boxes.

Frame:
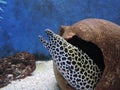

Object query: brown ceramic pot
[53,18,120,90]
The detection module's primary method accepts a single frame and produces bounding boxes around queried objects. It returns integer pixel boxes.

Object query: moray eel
[39,29,101,90]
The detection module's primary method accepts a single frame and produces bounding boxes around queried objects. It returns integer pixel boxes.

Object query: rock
[53,18,120,90]
[0,52,36,88]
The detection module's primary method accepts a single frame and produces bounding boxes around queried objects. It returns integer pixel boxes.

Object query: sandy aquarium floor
[1,60,60,90]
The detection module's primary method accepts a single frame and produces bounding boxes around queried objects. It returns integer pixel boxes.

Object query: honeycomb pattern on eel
[39,29,102,90]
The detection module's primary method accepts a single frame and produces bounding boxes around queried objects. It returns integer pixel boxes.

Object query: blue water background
[0,0,120,57]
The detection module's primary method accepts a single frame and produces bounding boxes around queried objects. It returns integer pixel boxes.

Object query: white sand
[1,60,60,90]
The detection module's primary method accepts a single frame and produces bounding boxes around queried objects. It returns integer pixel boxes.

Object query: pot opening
[66,35,105,74]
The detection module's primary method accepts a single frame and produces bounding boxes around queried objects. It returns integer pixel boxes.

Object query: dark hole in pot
[66,35,105,73]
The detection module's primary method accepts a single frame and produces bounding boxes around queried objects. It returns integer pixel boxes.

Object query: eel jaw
[39,29,74,54]
[38,35,50,50]
[39,29,57,52]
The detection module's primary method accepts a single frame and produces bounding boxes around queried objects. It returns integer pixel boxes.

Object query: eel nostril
[38,35,43,41]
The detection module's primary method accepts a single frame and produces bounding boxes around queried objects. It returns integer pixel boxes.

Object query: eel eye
[66,65,71,70]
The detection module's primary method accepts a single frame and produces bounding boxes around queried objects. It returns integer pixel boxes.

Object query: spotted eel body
[39,29,101,90]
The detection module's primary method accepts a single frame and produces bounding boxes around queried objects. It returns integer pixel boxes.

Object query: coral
[0,52,36,88]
